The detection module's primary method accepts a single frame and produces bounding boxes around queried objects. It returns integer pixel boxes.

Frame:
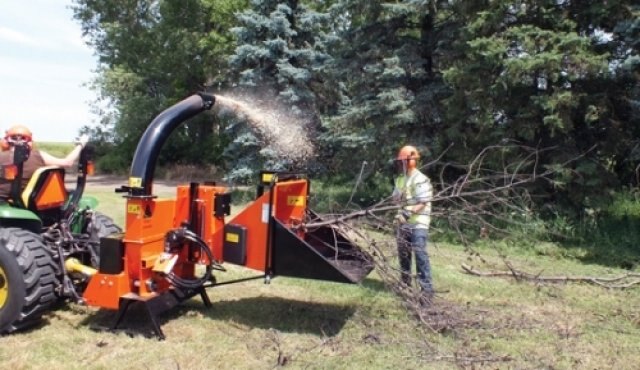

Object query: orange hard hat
[5,124,33,141]
[397,145,420,161]
[2,124,33,151]
[396,145,420,171]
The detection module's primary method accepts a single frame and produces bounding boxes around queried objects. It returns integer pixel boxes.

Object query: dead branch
[303,143,578,232]
[301,143,609,340]
[461,263,640,289]
[428,352,513,367]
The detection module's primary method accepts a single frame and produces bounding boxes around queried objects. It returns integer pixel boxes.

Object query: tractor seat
[21,166,68,213]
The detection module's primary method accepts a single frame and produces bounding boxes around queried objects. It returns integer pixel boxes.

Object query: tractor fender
[0,204,41,234]
[77,196,98,210]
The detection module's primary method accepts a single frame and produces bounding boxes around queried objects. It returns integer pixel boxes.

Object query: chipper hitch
[80,93,373,338]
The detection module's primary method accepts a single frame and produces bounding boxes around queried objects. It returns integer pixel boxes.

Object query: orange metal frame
[83,176,309,310]
[83,184,228,309]
[226,178,309,272]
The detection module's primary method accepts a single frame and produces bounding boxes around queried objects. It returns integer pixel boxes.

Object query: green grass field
[37,142,75,158]
[1,188,639,369]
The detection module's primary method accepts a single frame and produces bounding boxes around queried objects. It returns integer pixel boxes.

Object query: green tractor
[0,143,121,333]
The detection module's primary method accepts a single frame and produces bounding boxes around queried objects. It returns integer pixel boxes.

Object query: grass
[1,187,640,369]
[37,142,75,158]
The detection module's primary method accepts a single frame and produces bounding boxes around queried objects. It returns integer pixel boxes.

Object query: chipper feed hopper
[81,93,373,338]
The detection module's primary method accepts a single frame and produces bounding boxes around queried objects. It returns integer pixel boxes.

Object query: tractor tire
[0,228,57,334]
[93,212,122,238]
[86,212,122,268]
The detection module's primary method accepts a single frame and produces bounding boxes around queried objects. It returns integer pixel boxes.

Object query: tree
[72,0,247,173]
[225,0,332,182]
[440,0,639,210]
[72,0,640,214]
[313,0,451,204]
[305,0,640,212]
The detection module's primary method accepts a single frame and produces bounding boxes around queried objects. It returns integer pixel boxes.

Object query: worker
[0,124,89,198]
[392,145,434,301]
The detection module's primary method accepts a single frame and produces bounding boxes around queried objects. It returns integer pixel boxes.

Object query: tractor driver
[0,124,89,199]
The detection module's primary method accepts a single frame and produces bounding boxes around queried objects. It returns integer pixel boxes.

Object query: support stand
[111,287,211,340]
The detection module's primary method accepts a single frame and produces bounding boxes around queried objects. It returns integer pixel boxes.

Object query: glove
[394,209,412,224]
[77,134,89,148]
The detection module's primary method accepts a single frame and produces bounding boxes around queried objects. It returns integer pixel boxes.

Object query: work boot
[401,274,412,287]
[418,287,434,307]
[420,293,434,307]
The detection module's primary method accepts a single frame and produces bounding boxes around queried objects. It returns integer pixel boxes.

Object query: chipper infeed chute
[271,213,373,284]
[223,172,374,284]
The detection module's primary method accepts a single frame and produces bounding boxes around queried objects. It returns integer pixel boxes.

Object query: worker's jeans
[397,226,433,294]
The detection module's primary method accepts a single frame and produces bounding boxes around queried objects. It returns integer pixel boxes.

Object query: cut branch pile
[301,144,607,336]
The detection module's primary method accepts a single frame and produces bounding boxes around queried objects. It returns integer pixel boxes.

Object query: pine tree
[440,0,639,207]
[225,0,332,182]
[320,0,446,179]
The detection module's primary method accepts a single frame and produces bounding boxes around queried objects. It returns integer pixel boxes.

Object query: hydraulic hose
[163,228,222,290]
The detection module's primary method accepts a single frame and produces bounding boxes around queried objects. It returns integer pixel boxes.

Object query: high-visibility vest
[394,169,432,228]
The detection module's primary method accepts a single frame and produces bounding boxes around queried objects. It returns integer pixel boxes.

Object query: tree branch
[461,263,640,289]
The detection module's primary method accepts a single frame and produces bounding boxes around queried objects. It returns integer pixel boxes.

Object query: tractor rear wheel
[85,212,122,268]
[0,228,56,334]
[93,212,122,238]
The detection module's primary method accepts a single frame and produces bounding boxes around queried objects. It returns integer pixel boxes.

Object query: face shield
[393,159,408,176]
[6,135,31,147]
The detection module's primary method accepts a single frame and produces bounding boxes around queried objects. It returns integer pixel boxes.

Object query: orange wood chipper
[80,93,373,338]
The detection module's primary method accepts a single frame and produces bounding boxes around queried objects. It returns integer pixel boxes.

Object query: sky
[0,1,97,142]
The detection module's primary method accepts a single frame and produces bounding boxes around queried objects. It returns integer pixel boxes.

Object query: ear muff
[2,137,33,151]
[0,139,10,151]
[407,152,418,170]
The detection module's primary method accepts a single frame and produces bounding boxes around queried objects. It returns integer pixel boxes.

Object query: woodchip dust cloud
[213,94,315,162]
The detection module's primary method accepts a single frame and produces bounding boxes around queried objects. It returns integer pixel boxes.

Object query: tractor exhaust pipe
[128,93,216,196]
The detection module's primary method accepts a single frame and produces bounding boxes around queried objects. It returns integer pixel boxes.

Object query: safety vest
[394,169,432,229]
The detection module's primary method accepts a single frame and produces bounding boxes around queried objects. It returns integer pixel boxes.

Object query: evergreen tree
[598,3,640,185]
[72,0,640,212]
[441,0,638,208]
[225,0,333,182]
[320,0,448,182]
